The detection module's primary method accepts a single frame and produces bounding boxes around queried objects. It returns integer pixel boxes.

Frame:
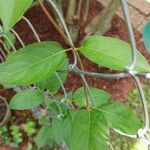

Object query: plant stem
[75,0,82,20]
[0,96,11,126]
[56,0,63,14]
[66,0,76,24]
[39,0,90,108]
[0,38,10,54]
[30,0,45,8]
[74,51,90,108]
[38,0,72,47]
[49,0,63,28]
[0,42,7,58]
[83,0,90,22]
[85,0,120,35]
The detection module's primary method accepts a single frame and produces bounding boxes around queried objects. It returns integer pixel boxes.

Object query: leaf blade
[0,41,67,86]
[34,125,53,149]
[0,0,33,32]
[9,89,44,110]
[80,36,150,72]
[99,102,142,134]
[37,58,68,93]
[63,109,109,150]
[73,86,111,107]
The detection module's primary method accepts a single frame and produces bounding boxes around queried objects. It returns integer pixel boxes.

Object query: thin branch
[49,0,64,28]
[38,0,72,47]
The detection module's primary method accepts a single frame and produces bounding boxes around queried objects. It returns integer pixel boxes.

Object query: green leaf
[73,86,111,107]
[37,58,68,94]
[35,118,63,149]
[0,0,33,32]
[35,125,53,149]
[51,118,63,144]
[9,89,44,110]
[99,102,142,134]
[0,41,67,86]
[63,109,109,150]
[4,31,16,49]
[80,35,150,72]
[143,21,150,53]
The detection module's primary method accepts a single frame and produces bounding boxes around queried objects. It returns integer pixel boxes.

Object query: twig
[38,0,72,47]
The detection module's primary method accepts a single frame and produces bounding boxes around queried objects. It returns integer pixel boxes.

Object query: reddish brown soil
[0,0,150,149]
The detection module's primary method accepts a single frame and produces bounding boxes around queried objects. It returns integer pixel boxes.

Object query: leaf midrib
[3,50,65,79]
[81,47,148,71]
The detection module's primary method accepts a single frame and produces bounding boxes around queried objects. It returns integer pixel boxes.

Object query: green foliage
[0,124,23,148]
[79,35,150,72]
[10,125,23,145]
[22,120,36,137]
[0,119,37,148]
[73,86,111,107]
[0,0,33,32]
[37,58,69,94]
[4,31,16,49]
[0,4,147,147]
[35,110,109,150]
[9,89,44,110]
[0,41,67,86]
[35,125,54,149]
[100,102,142,134]
[63,110,109,150]
[111,85,150,150]
[0,126,9,144]
[127,83,150,119]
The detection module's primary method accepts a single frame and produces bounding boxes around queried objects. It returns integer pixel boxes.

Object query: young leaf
[37,59,68,94]
[99,102,142,134]
[0,41,67,86]
[73,86,111,107]
[143,21,150,53]
[79,36,150,72]
[0,0,33,32]
[9,89,44,110]
[63,109,109,150]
